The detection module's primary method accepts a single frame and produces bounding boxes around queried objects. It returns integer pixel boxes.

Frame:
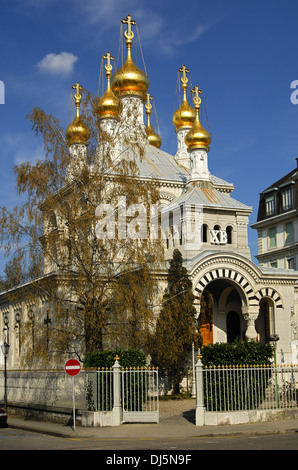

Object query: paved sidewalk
[6,399,298,440]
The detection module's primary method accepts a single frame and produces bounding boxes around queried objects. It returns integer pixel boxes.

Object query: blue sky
[1,0,298,274]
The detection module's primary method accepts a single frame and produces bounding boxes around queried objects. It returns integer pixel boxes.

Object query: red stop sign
[65,359,81,376]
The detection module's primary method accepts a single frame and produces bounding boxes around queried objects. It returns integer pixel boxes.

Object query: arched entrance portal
[199,279,246,345]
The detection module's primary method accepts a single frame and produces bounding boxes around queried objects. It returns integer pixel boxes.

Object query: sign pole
[72,376,75,432]
[64,359,81,432]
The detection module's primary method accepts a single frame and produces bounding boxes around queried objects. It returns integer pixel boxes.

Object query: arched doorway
[199,290,213,346]
[199,279,246,345]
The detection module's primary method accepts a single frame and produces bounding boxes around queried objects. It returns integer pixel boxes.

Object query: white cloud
[37,52,78,77]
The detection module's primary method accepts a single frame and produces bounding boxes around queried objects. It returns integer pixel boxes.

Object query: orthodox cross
[145,93,153,112]
[103,52,114,73]
[103,52,114,79]
[72,82,82,116]
[122,14,136,40]
[191,85,202,109]
[179,65,189,86]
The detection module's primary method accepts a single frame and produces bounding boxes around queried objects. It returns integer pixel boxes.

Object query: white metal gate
[121,367,159,423]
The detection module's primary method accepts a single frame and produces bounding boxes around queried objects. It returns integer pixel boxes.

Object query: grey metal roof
[163,185,252,212]
[138,145,235,192]
[138,145,187,182]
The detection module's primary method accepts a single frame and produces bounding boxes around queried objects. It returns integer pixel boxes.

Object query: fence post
[112,355,122,426]
[195,352,205,426]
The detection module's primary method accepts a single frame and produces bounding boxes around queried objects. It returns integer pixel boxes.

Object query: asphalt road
[0,426,297,451]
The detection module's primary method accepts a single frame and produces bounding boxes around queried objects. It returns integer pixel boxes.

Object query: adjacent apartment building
[251,159,298,270]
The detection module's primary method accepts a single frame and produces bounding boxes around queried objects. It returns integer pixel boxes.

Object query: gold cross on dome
[145,93,153,111]
[103,52,114,73]
[122,14,136,40]
[72,82,83,117]
[72,82,82,105]
[179,65,189,85]
[191,85,202,107]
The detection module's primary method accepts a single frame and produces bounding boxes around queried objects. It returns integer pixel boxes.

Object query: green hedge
[201,340,273,367]
[83,349,147,411]
[83,348,146,369]
[201,341,274,411]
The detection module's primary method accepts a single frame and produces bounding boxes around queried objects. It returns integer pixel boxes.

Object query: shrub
[201,339,273,367]
[201,340,274,411]
[83,348,147,411]
[83,348,146,369]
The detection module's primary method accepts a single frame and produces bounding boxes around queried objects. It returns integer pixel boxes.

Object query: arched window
[202,224,208,243]
[226,226,233,244]
[256,299,274,343]
[48,211,58,231]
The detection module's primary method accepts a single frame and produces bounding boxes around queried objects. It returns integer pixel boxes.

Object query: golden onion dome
[111,15,149,101]
[173,99,196,130]
[147,126,162,148]
[145,93,161,148]
[96,52,122,121]
[185,86,211,152]
[65,83,90,146]
[173,65,195,130]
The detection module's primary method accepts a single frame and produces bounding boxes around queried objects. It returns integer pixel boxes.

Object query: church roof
[163,185,252,212]
[138,145,187,182]
[136,145,236,191]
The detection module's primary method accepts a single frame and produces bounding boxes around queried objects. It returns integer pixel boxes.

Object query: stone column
[242,307,259,341]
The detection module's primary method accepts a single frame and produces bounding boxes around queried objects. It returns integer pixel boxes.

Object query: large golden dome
[185,86,211,152]
[111,15,149,101]
[96,52,122,121]
[173,65,195,130]
[65,83,90,146]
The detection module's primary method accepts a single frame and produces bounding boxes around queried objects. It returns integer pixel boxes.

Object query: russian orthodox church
[1,14,298,368]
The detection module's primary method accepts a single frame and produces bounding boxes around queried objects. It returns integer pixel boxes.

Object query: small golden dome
[96,52,122,121]
[111,15,149,101]
[173,65,195,130]
[185,86,211,152]
[173,99,196,130]
[66,83,90,146]
[65,116,90,146]
[147,125,162,148]
[145,93,161,148]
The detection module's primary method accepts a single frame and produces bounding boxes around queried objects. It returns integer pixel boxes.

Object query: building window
[202,224,208,243]
[281,187,293,211]
[265,195,275,216]
[268,227,276,248]
[270,260,277,268]
[287,257,295,269]
[226,226,233,244]
[285,222,294,245]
